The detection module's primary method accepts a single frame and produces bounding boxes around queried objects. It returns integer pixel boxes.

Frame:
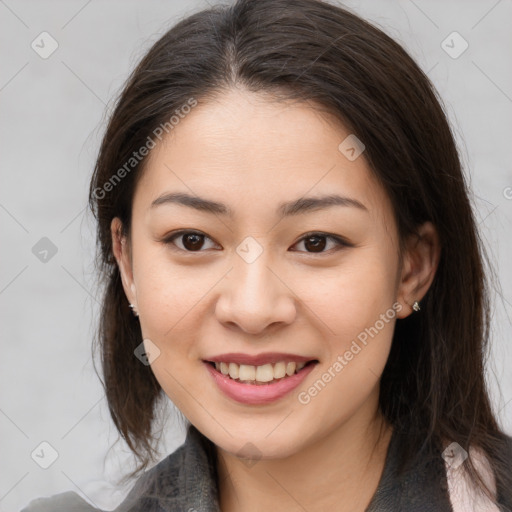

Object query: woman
[23,0,512,510]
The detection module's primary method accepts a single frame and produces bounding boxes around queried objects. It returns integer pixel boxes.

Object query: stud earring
[129,303,139,317]
[412,300,421,312]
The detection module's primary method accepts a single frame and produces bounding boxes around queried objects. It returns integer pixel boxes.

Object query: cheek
[132,251,213,417]
[131,245,232,419]
[304,248,399,346]
[298,267,398,426]
[300,247,398,408]
[133,243,216,339]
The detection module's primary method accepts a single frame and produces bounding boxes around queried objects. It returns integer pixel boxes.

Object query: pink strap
[444,443,500,512]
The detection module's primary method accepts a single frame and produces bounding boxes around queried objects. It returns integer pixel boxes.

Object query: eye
[161,230,350,254]
[162,230,219,252]
[291,232,349,254]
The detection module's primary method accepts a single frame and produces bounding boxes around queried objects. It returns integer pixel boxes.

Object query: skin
[111,88,441,512]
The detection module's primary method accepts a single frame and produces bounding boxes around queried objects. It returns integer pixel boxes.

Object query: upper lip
[205,352,317,366]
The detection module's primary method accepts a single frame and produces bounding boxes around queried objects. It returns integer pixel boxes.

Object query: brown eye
[164,231,218,252]
[181,233,205,251]
[292,232,349,254]
[163,230,349,255]
[303,235,327,252]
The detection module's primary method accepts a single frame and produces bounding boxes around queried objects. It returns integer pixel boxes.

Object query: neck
[216,407,393,512]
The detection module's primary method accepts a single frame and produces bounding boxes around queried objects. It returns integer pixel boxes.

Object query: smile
[209,360,310,385]
[203,353,318,404]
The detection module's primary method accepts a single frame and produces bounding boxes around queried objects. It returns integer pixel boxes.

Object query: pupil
[184,233,203,251]
[305,235,326,252]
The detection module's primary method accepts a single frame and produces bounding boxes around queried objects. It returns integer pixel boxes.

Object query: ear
[111,217,138,311]
[395,221,441,318]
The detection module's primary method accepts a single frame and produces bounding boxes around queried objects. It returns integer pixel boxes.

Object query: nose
[215,247,297,335]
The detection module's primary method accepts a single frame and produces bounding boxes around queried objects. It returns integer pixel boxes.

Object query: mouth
[205,359,318,385]
[203,353,319,405]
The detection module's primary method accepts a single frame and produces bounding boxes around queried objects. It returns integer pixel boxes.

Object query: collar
[116,423,454,512]
[115,425,220,512]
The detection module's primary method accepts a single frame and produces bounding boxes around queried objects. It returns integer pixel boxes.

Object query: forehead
[133,88,394,227]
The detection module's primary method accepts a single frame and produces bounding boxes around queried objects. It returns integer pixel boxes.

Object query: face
[112,89,433,460]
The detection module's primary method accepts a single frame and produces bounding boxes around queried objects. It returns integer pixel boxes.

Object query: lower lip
[204,361,317,405]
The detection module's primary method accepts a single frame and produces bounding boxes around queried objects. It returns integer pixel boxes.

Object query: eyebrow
[150,192,368,218]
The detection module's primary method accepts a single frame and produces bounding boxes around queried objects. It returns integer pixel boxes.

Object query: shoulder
[114,426,218,511]
[21,491,103,512]
[114,440,189,509]
[21,428,210,512]
[444,435,512,512]
[19,449,187,512]
[20,446,188,512]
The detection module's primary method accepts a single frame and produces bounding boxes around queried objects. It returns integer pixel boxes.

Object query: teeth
[212,360,310,383]
[255,364,274,382]
[286,362,296,376]
[239,364,256,381]
[228,362,239,379]
[273,361,286,379]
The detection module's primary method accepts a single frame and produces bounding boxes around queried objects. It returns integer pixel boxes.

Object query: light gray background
[1,0,511,510]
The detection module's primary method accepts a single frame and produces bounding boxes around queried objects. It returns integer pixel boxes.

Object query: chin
[206,425,310,461]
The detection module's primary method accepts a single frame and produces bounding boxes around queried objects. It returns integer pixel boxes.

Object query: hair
[89,0,512,504]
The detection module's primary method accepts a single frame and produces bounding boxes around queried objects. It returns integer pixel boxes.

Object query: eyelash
[161,230,351,255]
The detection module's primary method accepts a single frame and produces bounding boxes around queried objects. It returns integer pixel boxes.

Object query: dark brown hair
[89,0,512,504]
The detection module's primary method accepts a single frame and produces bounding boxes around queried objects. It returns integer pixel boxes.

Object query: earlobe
[111,217,137,309]
[395,221,441,318]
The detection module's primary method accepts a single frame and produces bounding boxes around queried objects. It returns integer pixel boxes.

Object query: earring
[412,300,421,312]
[129,303,139,317]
